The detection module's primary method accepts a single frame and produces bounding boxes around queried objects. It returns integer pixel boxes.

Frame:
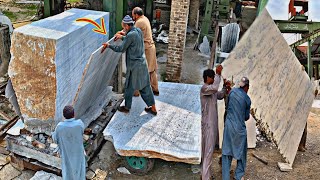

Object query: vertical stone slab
[218,9,314,166]
[165,0,190,82]
[9,9,111,134]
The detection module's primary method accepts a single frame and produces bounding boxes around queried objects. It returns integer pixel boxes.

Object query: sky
[266,0,320,44]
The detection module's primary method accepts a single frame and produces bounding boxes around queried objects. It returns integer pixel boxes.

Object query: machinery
[288,0,308,22]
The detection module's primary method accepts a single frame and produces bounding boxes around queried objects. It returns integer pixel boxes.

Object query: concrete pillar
[165,0,190,82]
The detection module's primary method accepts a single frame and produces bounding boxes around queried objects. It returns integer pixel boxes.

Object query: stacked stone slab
[9,9,121,134]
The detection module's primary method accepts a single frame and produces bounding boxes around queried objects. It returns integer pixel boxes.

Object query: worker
[200,65,226,180]
[131,7,159,96]
[298,124,307,152]
[222,77,251,180]
[52,105,86,180]
[101,15,157,115]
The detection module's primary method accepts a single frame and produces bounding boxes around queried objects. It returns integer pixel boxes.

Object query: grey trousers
[222,150,247,180]
[124,83,155,109]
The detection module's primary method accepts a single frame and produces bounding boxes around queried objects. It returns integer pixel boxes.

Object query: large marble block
[8,9,120,134]
[103,82,202,164]
[218,9,314,166]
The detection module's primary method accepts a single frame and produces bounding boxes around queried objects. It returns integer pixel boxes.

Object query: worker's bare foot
[145,105,157,115]
[118,106,130,113]
[153,91,159,96]
[298,145,306,152]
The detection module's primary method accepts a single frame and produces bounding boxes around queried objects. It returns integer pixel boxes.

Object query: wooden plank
[0,110,11,121]
[104,82,202,164]
[218,9,314,167]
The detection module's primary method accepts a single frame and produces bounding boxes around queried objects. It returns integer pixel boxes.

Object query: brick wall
[165,0,190,82]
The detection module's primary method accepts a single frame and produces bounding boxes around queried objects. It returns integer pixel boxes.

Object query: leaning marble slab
[218,9,314,167]
[73,38,122,128]
[9,9,114,134]
[103,82,202,164]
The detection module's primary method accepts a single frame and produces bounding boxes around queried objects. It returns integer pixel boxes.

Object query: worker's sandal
[118,106,130,113]
[144,107,157,115]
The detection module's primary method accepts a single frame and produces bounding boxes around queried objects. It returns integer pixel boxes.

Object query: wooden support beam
[0,110,11,121]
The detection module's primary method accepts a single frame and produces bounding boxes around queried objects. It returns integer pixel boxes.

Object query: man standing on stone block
[52,105,86,180]
[131,7,159,96]
[200,65,226,180]
[222,77,251,180]
[101,15,157,115]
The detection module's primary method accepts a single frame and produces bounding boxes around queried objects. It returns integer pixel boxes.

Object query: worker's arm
[109,33,133,53]
[245,98,251,121]
[217,86,227,100]
[202,74,221,95]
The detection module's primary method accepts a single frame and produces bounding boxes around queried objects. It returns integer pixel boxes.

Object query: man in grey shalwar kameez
[200,66,226,180]
[102,15,157,115]
[222,77,251,180]
[52,105,86,180]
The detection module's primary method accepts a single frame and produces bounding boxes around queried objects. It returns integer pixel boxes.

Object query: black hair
[203,69,215,83]
[63,105,74,119]
[133,8,144,16]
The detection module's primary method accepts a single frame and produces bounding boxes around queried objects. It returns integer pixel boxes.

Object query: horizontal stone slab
[104,82,202,164]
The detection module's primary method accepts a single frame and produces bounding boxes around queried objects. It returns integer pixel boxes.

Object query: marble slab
[73,39,122,128]
[8,9,117,134]
[103,82,202,164]
[218,9,314,166]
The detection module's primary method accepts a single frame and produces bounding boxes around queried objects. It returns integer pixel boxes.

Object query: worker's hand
[116,30,126,36]
[216,65,223,76]
[114,33,123,41]
[224,79,232,94]
[101,42,109,53]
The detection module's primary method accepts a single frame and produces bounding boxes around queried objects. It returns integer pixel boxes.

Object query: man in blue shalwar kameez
[101,15,157,115]
[52,105,86,180]
[222,77,251,180]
